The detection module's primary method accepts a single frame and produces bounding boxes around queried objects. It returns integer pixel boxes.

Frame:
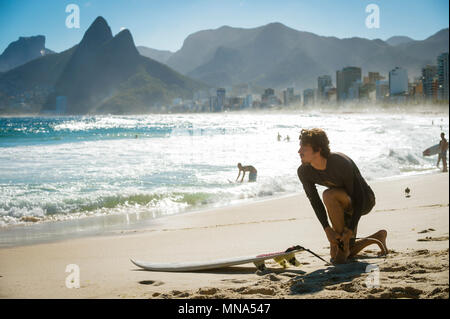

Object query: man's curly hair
[299,128,330,158]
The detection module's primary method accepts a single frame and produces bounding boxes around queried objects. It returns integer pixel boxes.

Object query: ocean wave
[0,176,299,227]
[1,112,448,230]
[0,191,220,226]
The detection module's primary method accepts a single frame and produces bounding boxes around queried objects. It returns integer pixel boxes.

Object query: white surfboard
[423,144,440,156]
[131,247,309,272]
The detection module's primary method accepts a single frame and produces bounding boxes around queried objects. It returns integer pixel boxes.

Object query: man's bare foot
[374,229,388,256]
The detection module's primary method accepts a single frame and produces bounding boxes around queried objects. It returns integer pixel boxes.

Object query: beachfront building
[376,80,389,102]
[432,77,440,101]
[282,87,294,105]
[228,97,245,111]
[422,65,438,100]
[216,88,226,112]
[368,72,384,85]
[359,72,383,102]
[336,66,362,102]
[389,67,408,96]
[410,77,424,101]
[324,87,337,102]
[261,88,278,107]
[242,94,253,109]
[348,80,362,100]
[437,52,449,101]
[317,75,332,101]
[209,96,217,112]
[303,89,315,106]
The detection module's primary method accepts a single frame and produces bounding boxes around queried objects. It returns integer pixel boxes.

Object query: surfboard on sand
[423,144,440,156]
[131,245,330,272]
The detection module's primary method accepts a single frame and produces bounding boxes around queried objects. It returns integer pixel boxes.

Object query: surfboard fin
[254,260,266,271]
[285,253,301,266]
[273,256,288,268]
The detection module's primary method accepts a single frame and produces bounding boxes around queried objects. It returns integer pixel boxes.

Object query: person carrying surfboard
[439,132,448,172]
[236,163,257,183]
[297,128,388,264]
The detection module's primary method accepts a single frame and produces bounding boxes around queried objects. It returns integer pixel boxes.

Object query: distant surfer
[236,163,257,183]
[277,132,282,141]
[439,132,448,172]
[297,128,388,264]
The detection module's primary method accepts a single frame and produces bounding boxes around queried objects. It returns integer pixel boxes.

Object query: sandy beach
[0,172,448,299]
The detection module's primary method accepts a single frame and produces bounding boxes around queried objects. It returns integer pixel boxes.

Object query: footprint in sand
[139,280,165,286]
[265,274,281,282]
[239,287,276,296]
[379,286,424,299]
[197,287,219,296]
[170,290,190,298]
[221,279,248,284]
[418,228,436,234]
[410,249,430,256]
[290,282,319,294]
[367,286,424,299]
[428,287,449,298]
[417,236,449,242]
[380,264,408,272]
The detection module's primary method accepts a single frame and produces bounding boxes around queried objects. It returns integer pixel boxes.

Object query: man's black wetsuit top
[297,152,375,232]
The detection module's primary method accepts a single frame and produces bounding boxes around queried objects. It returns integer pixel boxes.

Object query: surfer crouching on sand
[236,163,257,183]
[297,128,388,264]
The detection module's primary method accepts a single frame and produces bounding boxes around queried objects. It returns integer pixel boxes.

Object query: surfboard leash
[285,245,332,266]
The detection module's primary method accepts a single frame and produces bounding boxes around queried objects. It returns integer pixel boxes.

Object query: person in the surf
[439,132,448,172]
[297,128,388,264]
[236,163,257,183]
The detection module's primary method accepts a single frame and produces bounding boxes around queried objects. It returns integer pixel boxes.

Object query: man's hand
[339,227,353,243]
[336,227,353,259]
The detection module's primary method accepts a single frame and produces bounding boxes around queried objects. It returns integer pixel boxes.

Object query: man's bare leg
[349,230,388,258]
[322,188,352,263]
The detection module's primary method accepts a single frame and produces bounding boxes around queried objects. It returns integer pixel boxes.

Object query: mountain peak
[263,22,288,30]
[0,35,47,72]
[104,28,139,58]
[385,35,414,46]
[426,28,449,41]
[115,28,133,40]
[80,16,113,48]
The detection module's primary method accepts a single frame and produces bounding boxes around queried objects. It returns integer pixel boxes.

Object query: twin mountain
[0,17,204,114]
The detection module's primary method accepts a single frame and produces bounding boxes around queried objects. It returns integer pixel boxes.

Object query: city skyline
[0,0,449,53]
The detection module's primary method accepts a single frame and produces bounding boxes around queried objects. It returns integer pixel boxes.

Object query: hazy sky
[0,0,448,53]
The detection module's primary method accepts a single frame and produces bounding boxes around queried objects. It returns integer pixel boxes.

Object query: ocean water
[0,107,448,244]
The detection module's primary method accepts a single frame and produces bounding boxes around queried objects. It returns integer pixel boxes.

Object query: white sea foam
[0,109,448,227]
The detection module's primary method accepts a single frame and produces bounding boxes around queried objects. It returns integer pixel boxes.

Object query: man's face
[298,142,319,164]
